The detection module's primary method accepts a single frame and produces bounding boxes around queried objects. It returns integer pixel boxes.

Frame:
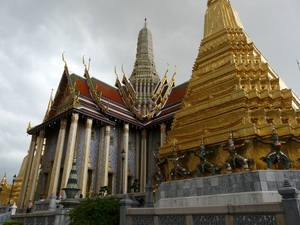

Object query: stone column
[60,113,79,195]
[145,182,154,207]
[27,130,45,202]
[96,127,104,194]
[278,178,300,225]
[79,118,93,197]
[140,129,147,192]
[48,119,67,199]
[18,134,37,209]
[122,124,129,194]
[147,131,153,182]
[135,131,140,180]
[160,123,166,147]
[119,194,132,225]
[101,125,111,186]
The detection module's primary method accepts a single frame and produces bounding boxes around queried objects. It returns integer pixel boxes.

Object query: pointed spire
[65,153,79,190]
[204,0,244,38]
[144,17,147,28]
[1,173,7,188]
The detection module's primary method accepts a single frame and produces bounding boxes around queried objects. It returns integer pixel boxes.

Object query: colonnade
[18,112,168,208]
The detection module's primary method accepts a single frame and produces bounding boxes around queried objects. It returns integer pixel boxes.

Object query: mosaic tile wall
[76,120,86,183]
[94,127,105,192]
[61,125,70,165]
[38,118,165,197]
[151,129,161,178]
[110,126,120,194]
[128,129,136,179]
[89,124,101,194]
[42,132,58,171]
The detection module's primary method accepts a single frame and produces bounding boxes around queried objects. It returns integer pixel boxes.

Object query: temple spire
[204,0,244,38]
[129,19,160,116]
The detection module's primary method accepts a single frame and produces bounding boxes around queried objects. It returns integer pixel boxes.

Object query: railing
[12,211,55,225]
[126,203,286,225]
[0,206,7,214]
[0,212,11,225]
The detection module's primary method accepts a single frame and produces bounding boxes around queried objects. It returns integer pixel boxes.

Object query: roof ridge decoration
[115,65,141,118]
[115,64,176,120]
[55,53,81,115]
[83,55,109,114]
[29,52,81,126]
[43,89,54,122]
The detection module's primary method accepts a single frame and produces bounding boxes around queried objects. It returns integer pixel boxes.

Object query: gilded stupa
[159,0,300,177]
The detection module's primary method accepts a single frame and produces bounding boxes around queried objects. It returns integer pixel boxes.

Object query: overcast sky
[0,0,299,183]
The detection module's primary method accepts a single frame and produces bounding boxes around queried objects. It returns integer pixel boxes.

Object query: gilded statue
[168,145,190,180]
[191,136,219,177]
[222,131,251,173]
[257,129,291,169]
[153,151,166,186]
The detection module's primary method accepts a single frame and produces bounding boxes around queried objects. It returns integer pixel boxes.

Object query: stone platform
[155,170,300,207]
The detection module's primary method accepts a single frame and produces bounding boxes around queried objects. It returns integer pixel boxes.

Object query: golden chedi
[159,0,300,180]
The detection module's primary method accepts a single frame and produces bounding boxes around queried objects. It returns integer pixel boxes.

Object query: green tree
[67,196,120,225]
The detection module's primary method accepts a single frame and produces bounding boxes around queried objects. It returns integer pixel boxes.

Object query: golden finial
[121,64,126,77]
[88,57,91,71]
[172,65,177,78]
[114,65,119,77]
[201,135,204,145]
[27,121,31,131]
[164,63,170,77]
[62,52,67,67]
[82,55,87,71]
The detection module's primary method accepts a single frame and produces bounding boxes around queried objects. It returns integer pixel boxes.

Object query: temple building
[13,19,187,210]
[8,0,300,212]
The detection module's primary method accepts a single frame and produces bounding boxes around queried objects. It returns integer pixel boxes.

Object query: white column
[160,123,167,147]
[60,113,79,195]
[122,124,129,194]
[96,127,104,194]
[48,119,67,199]
[135,131,140,179]
[26,130,45,202]
[79,118,93,197]
[103,125,111,186]
[18,134,37,209]
[140,129,147,192]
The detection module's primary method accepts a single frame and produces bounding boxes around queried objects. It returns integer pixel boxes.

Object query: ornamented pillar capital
[60,118,67,130]
[86,118,93,129]
[71,113,79,123]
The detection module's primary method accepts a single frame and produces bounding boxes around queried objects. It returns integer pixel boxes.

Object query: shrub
[67,196,120,225]
[3,220,24,225]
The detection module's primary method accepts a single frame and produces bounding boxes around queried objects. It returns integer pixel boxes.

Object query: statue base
[155,170,300,207]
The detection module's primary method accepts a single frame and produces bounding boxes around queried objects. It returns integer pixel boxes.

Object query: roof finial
[62,52,67,68]
[144,18,147,28]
